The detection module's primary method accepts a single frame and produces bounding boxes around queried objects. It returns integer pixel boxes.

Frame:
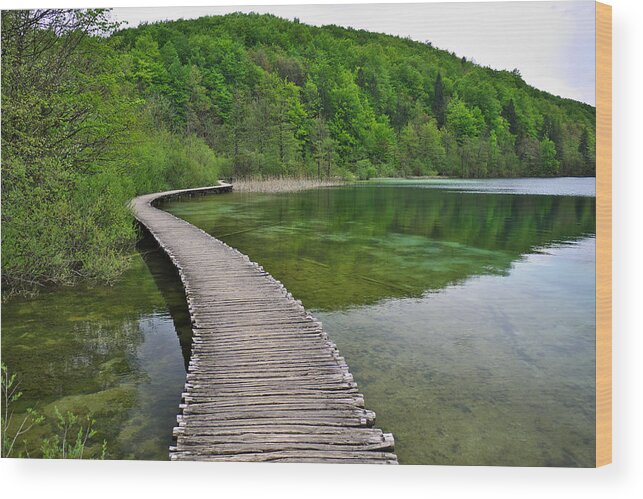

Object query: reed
[231,177,345,193]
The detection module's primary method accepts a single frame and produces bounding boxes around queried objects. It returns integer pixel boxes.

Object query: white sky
[110,1,596,105]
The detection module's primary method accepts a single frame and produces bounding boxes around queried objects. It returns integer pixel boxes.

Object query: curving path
[131,183,398,464]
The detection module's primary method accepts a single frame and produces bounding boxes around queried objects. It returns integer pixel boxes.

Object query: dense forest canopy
[115,12,596,179]
[1,9,596,295]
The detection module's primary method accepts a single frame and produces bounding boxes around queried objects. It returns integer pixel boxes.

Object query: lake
[2,177,596,465]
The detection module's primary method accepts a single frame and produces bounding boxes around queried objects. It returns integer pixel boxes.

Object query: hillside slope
[115,12,596,178]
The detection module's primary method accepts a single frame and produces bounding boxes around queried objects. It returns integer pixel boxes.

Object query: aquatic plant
[1,363,107,459]
[1,363,44,457]
[41,408,107,459]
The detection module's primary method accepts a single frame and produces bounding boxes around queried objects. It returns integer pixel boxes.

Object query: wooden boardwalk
[131,184,398,464]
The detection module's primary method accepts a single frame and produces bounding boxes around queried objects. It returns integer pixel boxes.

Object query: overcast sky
[111,1,596,106]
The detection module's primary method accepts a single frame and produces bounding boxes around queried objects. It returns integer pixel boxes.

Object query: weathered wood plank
[176,415,375,428]
[176,434,391,448]
[170,450,398,464]
[173,440,394,454]
[174,424,383,437]
[183,393,366,407]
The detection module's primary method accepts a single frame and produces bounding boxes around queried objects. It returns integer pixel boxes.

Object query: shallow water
[1,237,190,460]
[163,178,596,466]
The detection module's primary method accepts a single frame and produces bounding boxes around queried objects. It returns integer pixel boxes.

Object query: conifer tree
[432,73,447,129]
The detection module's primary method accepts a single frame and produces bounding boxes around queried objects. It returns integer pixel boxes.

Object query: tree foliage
[1,10,224,296]
[111,12,595,180]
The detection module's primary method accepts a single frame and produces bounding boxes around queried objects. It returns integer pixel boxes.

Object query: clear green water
[2,178,596,465]
[163,178,596,466]
[1,237,191,460]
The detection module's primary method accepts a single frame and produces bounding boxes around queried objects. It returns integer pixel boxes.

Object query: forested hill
[115,12,596,179]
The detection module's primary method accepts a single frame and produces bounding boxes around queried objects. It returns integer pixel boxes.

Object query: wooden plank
[182,400,367,413]
[170,450,398,463]
[175,433,392,446]
[173,441,394,454]
[186,382,359,393]
[176,434,390,447]
[174,424,384,437]
[130,182,398,464]
[183,393,365,407]
[176,415,375,428]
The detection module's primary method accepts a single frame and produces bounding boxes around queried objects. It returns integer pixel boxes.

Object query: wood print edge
[595,0,612,468]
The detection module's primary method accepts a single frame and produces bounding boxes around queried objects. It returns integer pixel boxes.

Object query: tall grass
[232,176,344,193]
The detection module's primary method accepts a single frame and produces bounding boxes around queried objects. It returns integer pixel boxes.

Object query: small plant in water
[1,363,44,457]
[41,408,107,459]
[2,363,107,459]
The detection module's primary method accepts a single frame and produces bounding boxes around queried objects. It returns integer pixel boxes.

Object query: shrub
[355,159,377,180]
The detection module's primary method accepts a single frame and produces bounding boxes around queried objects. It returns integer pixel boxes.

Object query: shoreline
[230,175,597,194]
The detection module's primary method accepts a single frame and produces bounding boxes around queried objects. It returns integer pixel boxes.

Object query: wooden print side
[595,1,612,468]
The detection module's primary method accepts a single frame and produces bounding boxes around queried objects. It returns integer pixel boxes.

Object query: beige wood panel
[596,1,612,468]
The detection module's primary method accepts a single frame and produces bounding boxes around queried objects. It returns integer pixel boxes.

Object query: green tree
[1,9,137,294]
[159,41,189,127]
[540,138,560,176]
[129,33,166,92]
[502,98,521,137]
[2,364,44,457]
[364,120,396,171]
[185,65,213,137]
[446,98,484,144]
[114,12,595,179]
[432,72,447,128]
[310,116,336,178]
[2,10,226,297]
[578,127,595,173]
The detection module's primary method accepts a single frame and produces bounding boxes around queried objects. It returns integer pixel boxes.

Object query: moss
[43,385,138,423]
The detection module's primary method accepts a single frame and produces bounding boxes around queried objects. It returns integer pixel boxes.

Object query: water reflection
[138,233,193,370]
[165,184,596,310]
[1,234,189,460]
